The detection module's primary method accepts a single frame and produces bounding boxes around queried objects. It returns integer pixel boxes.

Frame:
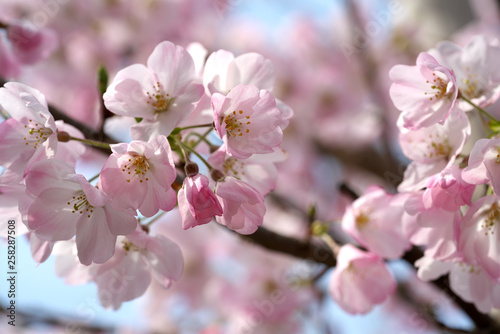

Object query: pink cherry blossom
[404,202,459,261]
[462,136,500,194]
[207,144,287,196]
[389,52,458,130]
[397,110,470,192]
[178,173,223,230]
[0,82,86,183]
[203,49,275,95]
[24,159,137,265]
[103,41,204,140]
[417,256,500,314]
[458,194,500,279]
[93,227,183,310]
[0,82,57,178]
[0,33,21,78]
[342,186,411,259]
[449,261,500,313]
[212,84,283,159]
[215,176,266,235]
[100,135,177,217]
[6,22,58,65]
[422,165,475,211]
[435,35,500,110]
[328,244,396,315]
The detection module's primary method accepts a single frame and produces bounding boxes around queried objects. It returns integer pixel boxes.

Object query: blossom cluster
[329,34,500,315]
[0,41,290,309]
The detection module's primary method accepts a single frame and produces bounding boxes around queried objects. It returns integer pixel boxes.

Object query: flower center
[67,191,94,218]
[121,155,151,183]
[146,82,175,113]
[223,157,245,177]
[355,212,370,229]
[481,202,500,236]
[458,262,481,275]
[224,110,251,138]
[425,72,452,101]
[122,240,140,252]
[459,69,484,100]
[423,133,452,160]
[23,118,53,149]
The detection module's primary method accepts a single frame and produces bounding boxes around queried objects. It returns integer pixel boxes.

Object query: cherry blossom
[24,159,137,265]
[212,84,283,159]
[203,49,275,95]
[100,135,177,217]
[103,41,204,140]
[93,227,183,310]
[215,176,266,235]
[6,21,58,65]
[435,35,500,110]
[328,244,396,315]
[416,257,500,314]
[342,186,411,259]
[0,82,85,183]
[458,194,500,280]
[397,110,470,192]
[389,52,458,130]
[462,136,500,194]
[207,144,287,196]
[178,173,223,230]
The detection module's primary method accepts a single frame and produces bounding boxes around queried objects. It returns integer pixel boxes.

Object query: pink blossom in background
[0,33,21,78]
[342,186,411,259]
[328,244,396,315]
[6,22,58,65]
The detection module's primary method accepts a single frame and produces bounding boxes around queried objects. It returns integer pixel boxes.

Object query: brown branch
[234,226,337,267]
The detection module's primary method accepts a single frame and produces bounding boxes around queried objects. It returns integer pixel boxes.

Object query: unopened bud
[57,131,71,142]
[210,169,225,182]
[185,162,199,177]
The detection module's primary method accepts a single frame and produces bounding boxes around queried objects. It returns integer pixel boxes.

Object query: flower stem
[88,173,100,183]
[143,211,166,227]
[320,233,341,257]
[184,128,214,148]
[176,123,214,131]
[180,141,214,171]
[70,136,111,149]
[461,96,498,122]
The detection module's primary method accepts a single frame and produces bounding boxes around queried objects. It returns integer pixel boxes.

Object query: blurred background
[1,0,498,333]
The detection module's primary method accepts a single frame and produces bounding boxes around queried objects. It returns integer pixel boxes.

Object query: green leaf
[135,117,143,123]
